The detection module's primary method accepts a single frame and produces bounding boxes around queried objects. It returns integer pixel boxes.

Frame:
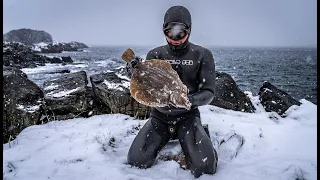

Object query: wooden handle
[121,48,135,63]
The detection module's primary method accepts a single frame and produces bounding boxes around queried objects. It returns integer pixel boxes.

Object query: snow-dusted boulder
[90,67,151,118]
[43,71,90,120]
[3,66,43,143]
[259,81,301,115]
[211,72,256,113]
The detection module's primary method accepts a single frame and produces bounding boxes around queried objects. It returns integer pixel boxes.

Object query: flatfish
[121,48,191,110]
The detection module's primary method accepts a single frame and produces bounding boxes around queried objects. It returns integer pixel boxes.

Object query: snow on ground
[3,97,317,180]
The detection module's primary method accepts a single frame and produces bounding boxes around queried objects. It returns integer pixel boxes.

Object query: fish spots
[202,157,208,162]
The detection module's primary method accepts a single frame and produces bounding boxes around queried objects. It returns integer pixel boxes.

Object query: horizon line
[86,44,317,49]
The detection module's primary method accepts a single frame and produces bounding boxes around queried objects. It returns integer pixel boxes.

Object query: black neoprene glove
[126,56,143,78]
[188,93,195,107]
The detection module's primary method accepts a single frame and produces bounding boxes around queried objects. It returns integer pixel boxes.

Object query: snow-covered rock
[43,71,90,121]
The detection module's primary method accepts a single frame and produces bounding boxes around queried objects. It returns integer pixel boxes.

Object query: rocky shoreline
[33,41,88,53]
[3,42,78,69]
[2,32,303,143]
[3,64,302,143]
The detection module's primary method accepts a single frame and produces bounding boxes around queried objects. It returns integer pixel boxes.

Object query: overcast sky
[3,0,317,47]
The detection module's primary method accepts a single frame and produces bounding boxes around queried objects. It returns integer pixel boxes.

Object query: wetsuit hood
[163,6,192,53]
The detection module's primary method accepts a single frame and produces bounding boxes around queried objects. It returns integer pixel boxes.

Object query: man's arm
[145,50,155,60]
[189,49,216,106]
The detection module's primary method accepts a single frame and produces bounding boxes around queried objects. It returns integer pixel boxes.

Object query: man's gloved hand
[188,93,194,107]
[126,56,143,78]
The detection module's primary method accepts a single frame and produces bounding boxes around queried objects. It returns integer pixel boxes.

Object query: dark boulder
[42,71,90,120]
[210,72,255,113]
[61,56,73,63]
[3,67,43,143]
[258,81,301,115]
[49,57,63,64]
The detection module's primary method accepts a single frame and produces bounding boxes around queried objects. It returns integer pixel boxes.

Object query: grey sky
[3,0,317,47]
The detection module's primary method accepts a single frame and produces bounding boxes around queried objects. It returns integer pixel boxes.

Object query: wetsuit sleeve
[189,49,216,106]
[146,50,155,60]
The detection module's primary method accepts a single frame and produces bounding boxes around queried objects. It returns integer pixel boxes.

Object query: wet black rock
[259,81,301,115]
[211,72,256,113]
[3,67,44,143]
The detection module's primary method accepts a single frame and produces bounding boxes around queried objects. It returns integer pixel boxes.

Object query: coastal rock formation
[38,41,88,53]
[2,63,305,144]
[259,81,301,115]
[4,28,88,53]
[4,28,53,45]
[211,72,256,113]
[3,42,74,69]
[3,67,44,143]
[42,71,90,121]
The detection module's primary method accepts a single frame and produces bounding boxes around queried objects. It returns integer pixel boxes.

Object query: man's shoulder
[189,43,212,55]
[147,45,167,54]
[146,45,168,59]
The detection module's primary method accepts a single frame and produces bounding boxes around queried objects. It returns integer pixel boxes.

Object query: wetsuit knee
[190,137,217,178]
[191,156,216,178]
[127,147,155,168]
[127,118,170,168]
[178,117,218,178]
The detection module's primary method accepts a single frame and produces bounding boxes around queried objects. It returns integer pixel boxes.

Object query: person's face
[163,22,189,46]
[165,34,189,46]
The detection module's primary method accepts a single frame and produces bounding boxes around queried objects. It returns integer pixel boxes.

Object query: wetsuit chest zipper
[168,125,175,135]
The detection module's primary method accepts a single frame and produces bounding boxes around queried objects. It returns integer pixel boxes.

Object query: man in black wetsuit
[126,5,217,178]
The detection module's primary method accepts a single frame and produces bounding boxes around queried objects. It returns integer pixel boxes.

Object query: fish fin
[121,48,135,63]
